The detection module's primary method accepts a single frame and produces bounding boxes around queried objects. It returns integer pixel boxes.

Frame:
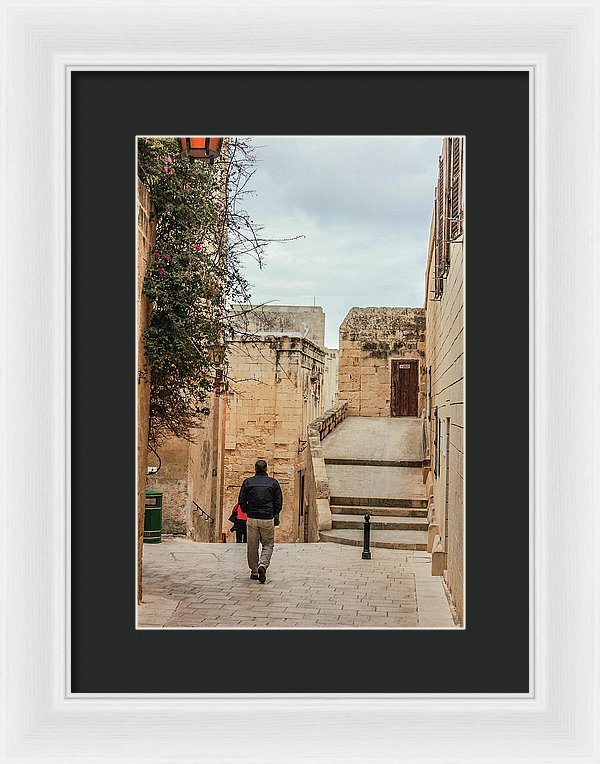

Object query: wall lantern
[179,137,223,162]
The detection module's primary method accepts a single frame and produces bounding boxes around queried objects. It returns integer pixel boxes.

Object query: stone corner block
[431,534,447,575]
[427,523,439,553]
[316,498,332,531]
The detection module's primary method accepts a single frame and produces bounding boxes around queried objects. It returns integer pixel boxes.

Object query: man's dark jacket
[237,472,283,520]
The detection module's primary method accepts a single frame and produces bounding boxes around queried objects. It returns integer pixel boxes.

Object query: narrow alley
[139,416,457,629]
[137,136,465,629]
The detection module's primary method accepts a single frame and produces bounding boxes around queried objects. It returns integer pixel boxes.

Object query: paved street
[322,416,423,463]
[139,537,458,629]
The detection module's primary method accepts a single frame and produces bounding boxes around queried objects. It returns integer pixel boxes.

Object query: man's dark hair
[255,459,268,474]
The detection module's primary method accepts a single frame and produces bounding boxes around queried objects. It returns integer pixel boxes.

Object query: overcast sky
[238,136,442,348]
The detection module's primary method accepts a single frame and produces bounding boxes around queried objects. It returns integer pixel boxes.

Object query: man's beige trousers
[247,518,275,573]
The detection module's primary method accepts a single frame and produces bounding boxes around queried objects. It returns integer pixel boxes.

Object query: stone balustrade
[304,401,348,542]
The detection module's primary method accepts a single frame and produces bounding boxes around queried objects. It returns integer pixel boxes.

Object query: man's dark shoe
[250,573,259,580]
[258,565,266,584]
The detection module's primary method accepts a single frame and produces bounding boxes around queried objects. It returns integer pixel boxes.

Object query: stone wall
[338,307,426,417]
[230,304,325,348]
[136,181,154,600]
[146,393,225,542]
[304,401,348,542]
[424,235,464,623]
[322,348,340,411]
[223,335,325,543]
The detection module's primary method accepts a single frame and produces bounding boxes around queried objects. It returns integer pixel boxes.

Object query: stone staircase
[318,417,428,551]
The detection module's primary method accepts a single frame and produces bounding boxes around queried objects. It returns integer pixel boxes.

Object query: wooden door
[390,360,419,417]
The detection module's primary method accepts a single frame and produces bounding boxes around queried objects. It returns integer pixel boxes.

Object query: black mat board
[71,71,529,693]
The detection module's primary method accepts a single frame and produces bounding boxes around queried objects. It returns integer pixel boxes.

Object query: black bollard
[362,513,372,559]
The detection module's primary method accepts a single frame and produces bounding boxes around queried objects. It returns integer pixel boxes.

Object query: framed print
[2,1,599,762]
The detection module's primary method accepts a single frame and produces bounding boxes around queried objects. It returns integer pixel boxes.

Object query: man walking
[237,459,283,584]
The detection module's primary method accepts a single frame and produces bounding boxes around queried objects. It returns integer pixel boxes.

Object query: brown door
[390,360,419,416]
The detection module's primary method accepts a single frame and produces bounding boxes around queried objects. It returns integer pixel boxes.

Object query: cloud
[237,136,442,347]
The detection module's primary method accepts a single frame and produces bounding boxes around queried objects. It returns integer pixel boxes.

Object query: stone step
[330,495,428,509]
[325,458,423,468]
[332,504,428,518]
[319,529,428,551]
[331,514,428,531]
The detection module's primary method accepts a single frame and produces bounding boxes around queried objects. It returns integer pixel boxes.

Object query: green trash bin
[144,490,163,544]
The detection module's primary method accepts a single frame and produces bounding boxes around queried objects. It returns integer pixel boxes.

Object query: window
[433,137,464,300]
[433,149,448,299]
[449,137,464,241]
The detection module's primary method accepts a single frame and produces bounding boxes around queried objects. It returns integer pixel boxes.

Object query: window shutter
[449,137,463,240]
[434,153,445,298]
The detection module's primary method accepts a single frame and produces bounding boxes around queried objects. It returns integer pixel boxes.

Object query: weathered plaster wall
[147,436,189,534]
[230,304,325,348]
[338,307,426,417]
[223,335,325,543]
[146,393,225,542]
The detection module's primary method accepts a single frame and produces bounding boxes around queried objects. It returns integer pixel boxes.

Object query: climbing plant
[138,137,282,448]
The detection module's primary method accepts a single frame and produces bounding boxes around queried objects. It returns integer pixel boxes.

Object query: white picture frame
[2,1,599,761]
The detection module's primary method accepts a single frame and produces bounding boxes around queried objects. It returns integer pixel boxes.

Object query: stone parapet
[304,402,348,542]
[310,400,348,441]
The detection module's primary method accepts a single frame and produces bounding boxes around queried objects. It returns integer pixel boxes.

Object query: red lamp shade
[179,137,223,161]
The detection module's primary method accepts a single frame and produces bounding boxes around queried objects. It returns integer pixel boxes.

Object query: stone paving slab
[139,538,457,629]
[322,416,423,462]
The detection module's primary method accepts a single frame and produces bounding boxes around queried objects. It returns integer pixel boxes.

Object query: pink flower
[193,243,203,252]
[215,201,223,210]
[158,267,166,276]
[153,252,160,259]
[163,166,169,173]
[165,156,173,163]
[163,254,171,262]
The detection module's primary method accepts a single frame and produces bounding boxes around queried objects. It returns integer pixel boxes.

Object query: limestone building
[139,138,227,546]
[222,306,327,543]
[338,307,426,417]
[230,304,325,347]
[423,136,465,623]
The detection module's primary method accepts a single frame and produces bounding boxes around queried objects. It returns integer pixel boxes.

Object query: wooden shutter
[449,137,463,240]
[434,140,451,298]
[434,153,445,298]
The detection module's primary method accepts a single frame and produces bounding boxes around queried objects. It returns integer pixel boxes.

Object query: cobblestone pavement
[139,538,458,629]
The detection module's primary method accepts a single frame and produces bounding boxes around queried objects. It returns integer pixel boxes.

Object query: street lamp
[178,137,223,162]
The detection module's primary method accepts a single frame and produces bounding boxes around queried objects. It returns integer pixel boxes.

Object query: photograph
[136,135,465,629]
